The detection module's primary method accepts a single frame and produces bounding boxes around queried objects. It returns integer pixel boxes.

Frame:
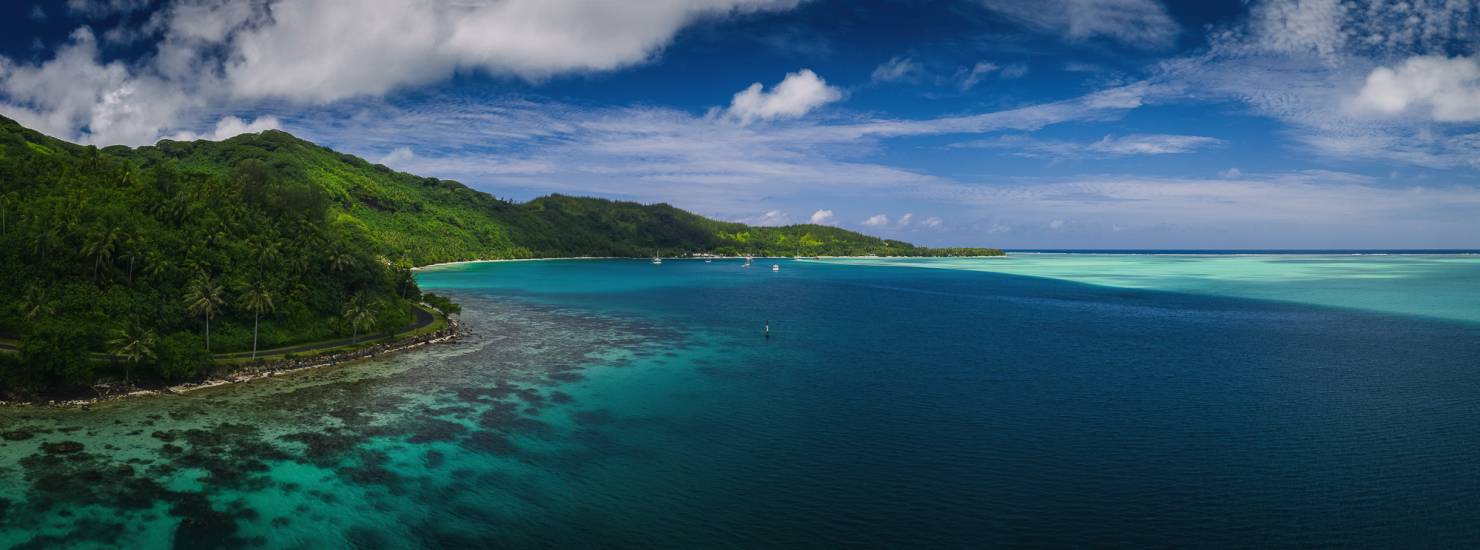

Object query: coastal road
[0,305,439,359]
[214,304,437,360]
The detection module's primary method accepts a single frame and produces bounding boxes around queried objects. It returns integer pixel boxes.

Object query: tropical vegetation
[0,115,999,393]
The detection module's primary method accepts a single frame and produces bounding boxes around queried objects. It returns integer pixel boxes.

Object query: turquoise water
[831,253,1480,323]
[2,255,1480,547]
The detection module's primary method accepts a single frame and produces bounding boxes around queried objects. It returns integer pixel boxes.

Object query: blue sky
[3,0,1479,248]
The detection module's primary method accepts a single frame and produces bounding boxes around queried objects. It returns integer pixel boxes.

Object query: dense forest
[0,115,1000,393]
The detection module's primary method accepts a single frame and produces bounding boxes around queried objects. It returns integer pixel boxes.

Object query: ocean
[2,253,1479,547]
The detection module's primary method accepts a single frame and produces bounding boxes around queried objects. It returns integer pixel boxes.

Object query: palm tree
[0,191,16,235]
[252,240,282,270]
[16,286,54,321]
[108,323,157,384]
[142,251,168,281]
[184,274,224,352]
[343,292,377,345]
[29,226,60,264]
[237,281,274,360]
[328,251,356,273]
[120,233,146,283]
[81,227,120,282]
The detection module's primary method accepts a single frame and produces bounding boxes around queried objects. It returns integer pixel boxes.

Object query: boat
[743,256,753,268]
[651,250,662,265]
[771,264,780,272]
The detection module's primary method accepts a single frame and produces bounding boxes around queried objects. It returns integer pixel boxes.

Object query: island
[0,115,1002,400]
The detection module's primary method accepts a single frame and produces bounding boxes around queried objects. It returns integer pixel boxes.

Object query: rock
[41,441,85,454]
[2,431,33,441]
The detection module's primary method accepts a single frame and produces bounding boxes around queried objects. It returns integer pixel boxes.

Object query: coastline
[413,254,1013,271]
[0,319,468,409]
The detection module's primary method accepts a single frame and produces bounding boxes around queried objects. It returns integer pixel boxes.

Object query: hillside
[0,116,998,391]
[78,120,995,263]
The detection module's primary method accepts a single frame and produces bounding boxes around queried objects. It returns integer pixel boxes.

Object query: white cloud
[744,209,791,226]
[0,0,806,144]
[809,209,836,225]
[165,115,281,141]
[955,133,1222,158]
[0,28,198,145]
[977,0,1179,49]
[225,0,801,103]
[1219,167,1242,178]
[927,171,1480,244]
[958,62,999,91]
[897,213,913,227]
[1152,0,1480,168]
[266,81,1155,222]
[1048,219,1065,229]
[66,0,152,18]
[29,5,46,21]
[1088,134,1223,155]
[1350,56,1480,122]
[871,56,920,83]
[724,68,843,124]
[922,217,944,229]
[862,214,889,226]
[377,146,416,167]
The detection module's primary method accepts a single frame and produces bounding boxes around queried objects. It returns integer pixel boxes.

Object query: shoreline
[413,254,1012,271]
[0,319,468,409]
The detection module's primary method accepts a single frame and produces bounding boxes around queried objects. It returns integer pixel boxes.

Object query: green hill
[0,115,999,391]
[131,129,1000,262]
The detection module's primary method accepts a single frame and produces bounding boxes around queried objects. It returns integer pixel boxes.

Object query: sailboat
[651,250,662,265]
[743,255,753,268]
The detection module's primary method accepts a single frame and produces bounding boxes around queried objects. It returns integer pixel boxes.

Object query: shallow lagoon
[3,255,1480,547]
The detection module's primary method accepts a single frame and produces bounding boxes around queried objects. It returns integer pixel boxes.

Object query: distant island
[0,116,1000,397]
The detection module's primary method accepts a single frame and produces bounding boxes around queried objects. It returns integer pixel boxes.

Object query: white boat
[651,250,662,265]
[771,264,780,272]
[743,256,753,268]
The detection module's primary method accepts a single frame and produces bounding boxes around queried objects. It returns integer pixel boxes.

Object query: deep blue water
[2,256,1479,547]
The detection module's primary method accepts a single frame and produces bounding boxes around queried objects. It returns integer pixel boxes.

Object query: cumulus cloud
[724,69,843,124]
[1219,167,1242,178]
[223,0,802,103]
[748,210,792,226]
[1350,56,1480,122]
[29,5,46,21]
[377,146,416,167]
[977,0,1179,49]
[165,115,281,141]
[1153,0,1480,168]
[0,0,805,144]
[0,28,198,145]
[871,56,920,83]
[809,209,836,225]
[897,213,913,227]
[922,217,944,229]
[862,214,889,226]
